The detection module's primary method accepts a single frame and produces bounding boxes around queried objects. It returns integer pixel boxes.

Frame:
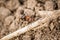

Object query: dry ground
[0,0,60,40]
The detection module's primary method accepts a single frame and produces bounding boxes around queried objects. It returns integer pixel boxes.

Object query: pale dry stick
[0,17,47,40]
[33,10,60,30]
[33,23,47,31]
[0,10,60,40]
[37,10,60,19]
[33,22,49,31]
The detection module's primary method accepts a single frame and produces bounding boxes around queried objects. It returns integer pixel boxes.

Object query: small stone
[5,0,20,10]
[44,1,54,11]
[24,9,35,16]
[22,35,31,40]
[26,0,37,10]
[4,16,14,26]
[50,23,54,30]
[0,7,11,21]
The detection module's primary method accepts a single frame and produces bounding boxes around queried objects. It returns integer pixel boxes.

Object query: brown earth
[0,0,60,40]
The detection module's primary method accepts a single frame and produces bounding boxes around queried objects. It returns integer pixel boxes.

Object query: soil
[0,0,60,40]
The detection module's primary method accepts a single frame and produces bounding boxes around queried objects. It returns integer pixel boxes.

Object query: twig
[0,10,60,40]
[0,17,48,40]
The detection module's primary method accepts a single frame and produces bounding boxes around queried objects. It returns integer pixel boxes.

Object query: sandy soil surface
[0,0,60,40]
